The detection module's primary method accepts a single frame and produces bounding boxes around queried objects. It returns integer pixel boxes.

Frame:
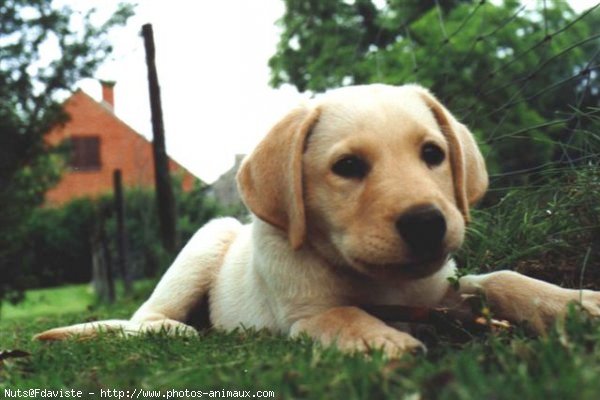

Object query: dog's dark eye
[421,143,445,167]
[331,155,369,179]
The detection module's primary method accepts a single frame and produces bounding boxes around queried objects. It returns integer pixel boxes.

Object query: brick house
[45,81,196,205]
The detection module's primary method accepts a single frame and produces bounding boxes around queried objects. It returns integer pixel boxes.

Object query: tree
[269,0,599,182]
[0,0,134,305]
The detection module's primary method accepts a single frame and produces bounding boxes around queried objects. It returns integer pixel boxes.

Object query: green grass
[457,166,600,288]
[1,280,157,320]
[2,296,600,399]
[1,284,96,320]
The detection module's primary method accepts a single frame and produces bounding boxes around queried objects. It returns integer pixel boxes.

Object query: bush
[19,199,97,288]
[14,182,230,290]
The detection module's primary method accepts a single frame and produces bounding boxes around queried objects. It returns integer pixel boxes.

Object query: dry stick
[361,304,511,333]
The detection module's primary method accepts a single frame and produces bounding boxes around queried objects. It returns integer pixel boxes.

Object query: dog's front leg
[290,306,425,357]
[131,218,241,327]
[449,270,600,333]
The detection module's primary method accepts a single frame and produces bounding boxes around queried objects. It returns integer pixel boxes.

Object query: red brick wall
[45,90,195,206]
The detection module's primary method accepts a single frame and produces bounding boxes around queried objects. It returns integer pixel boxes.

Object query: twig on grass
[361,304,512,335]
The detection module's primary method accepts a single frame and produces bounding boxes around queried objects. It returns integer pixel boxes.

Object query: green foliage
[5,182,228,292]
[0,153,64,303]
[20,198,97,288]
[173,177,233,248]
[270,1,600,182]
[0,0,134,302]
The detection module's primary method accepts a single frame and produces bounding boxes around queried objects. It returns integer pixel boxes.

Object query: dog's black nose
[395,205,446,257]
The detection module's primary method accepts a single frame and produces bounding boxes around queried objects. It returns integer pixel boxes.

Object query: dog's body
[210,218,455,332]
[36,84,600,356]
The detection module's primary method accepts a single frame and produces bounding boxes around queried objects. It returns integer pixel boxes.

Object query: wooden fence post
[142,23,178,254]
[113,169,132,294]
[91,205,115,303]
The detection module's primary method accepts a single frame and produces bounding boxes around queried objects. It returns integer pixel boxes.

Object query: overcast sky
[65,0,305,183]
[61,0,596,183]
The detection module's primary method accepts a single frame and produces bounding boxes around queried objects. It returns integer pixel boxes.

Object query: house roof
[61,88,200,183]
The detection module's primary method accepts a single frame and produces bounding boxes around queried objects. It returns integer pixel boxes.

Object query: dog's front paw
[335,324,425,358]
[458,271,600,335]
[137,319,199,337]
[520,289,600,334]
[290,306,424,358]
[577,290,600,316]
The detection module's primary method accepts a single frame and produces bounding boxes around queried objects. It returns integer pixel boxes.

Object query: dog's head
[237,84,487,279]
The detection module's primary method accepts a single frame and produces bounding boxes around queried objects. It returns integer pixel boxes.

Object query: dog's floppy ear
[414,86,488,221]
[237,106,320,249]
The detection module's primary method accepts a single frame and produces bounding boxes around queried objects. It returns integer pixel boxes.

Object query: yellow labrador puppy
[36,84,600,356]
